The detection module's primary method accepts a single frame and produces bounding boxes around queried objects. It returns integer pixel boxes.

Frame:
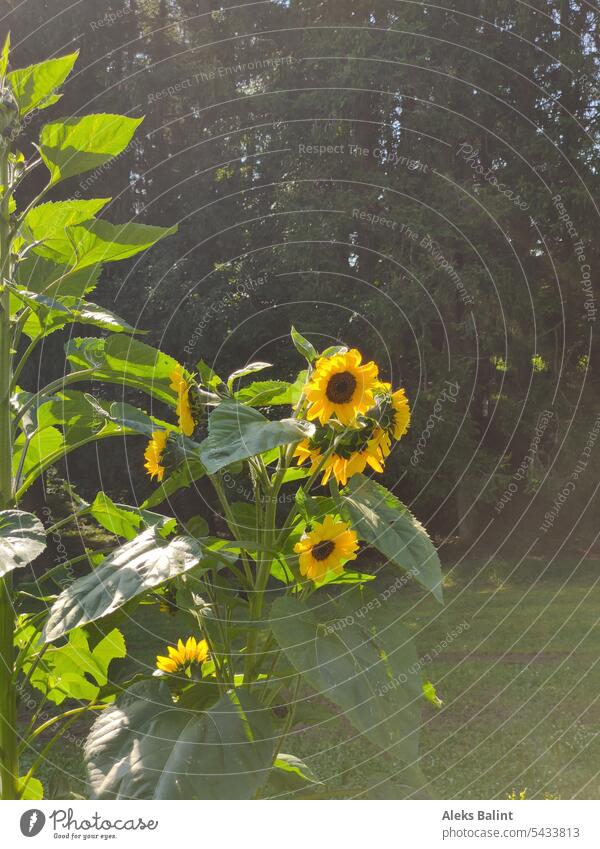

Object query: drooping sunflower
[170,366,195,436]
[294,515,359,582]
[304,349,379,425]
[294,426,389,486]
[144,430,168,481]
[389,388,410,439]
[372,382,411,445]
[156,636,209,674]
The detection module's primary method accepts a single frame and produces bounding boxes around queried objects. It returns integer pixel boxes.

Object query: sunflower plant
[0,42,443,801]
[39,328,444,800]
[0,42,186,800]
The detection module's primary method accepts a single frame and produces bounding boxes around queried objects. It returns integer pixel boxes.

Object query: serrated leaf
[88,492,175,541]
[0,510,46,577]
[7,51,78,115]
[37,218,177,269]
[40,113,142,185]
[43,528,207,642]
[17,254,102,298]
[25,198,110,256]
[25,627,126,706]
[340,475,443,602]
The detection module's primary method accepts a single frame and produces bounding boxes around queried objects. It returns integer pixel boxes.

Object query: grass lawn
[24,558,600,799]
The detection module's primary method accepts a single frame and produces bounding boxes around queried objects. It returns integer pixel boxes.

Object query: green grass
[24,558,600,799]
[286,560,600,799]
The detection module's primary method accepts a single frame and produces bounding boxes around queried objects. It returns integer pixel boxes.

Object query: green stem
[12,368,94,435]
[20,704,105,752]
[0,138,17,799]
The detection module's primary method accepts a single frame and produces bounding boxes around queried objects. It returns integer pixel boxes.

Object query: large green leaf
[0,510,46,577]
[24,198,110,256]
[40,114,142,185]
[17,254,102,298]
[43,528,207,642]
[25,627,126,706]
[85,681,275,799]
[33,219,177,269]
[7,52,78,116]
[270,590,422,764]
[21,297,138,340]
[199,400,313,475]
[65,335,180,405]
[340,475,443,602]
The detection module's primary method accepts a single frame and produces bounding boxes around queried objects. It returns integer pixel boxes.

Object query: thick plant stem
[0,139,18,799]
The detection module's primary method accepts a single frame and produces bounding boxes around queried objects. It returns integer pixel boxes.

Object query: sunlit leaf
[43,528,208,642]
[40,113,142,185]
[7,51,78,115]
[0,510,46,577]
[340,475,443,602]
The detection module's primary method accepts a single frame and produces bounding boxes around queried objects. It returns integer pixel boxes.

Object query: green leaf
[25,627,126,706]
[291,326,317,363]
[85,681,275,799]
[7,52,78,116]
[423,680,443,709]
[234,379,295,406]
[88,492,175,541]
[65,335,181,405]
[24,198,110,256]
[199,400,313,475]
[17,254,102,298]
[43,528,207,642]
[35,218,177,269]
[17,776,43,801]
[40,113,143,185]
[12,425,64,479]
[0,34,10,80]
[340,475,443,602]
[227,361,272,391]
[0,510,46,577]
[21,297,138,340]
[270,590,422,763]
[261,753,322,798]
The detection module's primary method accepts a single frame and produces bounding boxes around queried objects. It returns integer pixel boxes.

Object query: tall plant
[0,41,444,801]
[0,40,177,800]
[44,330,444,799]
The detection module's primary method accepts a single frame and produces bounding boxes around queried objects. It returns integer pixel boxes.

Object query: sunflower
[389,387,410,439]
[170,366,195,436]
[294,427,388,486]
[304,349,379,425]
[144,430,168,481]
[294,515,359,582]
[156,636,209,674]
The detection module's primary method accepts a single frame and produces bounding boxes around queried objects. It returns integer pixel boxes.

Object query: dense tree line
[5,0,599,557]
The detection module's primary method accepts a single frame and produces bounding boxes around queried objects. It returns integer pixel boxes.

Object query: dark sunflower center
[311,540,335,561]
[326,371,357,404]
